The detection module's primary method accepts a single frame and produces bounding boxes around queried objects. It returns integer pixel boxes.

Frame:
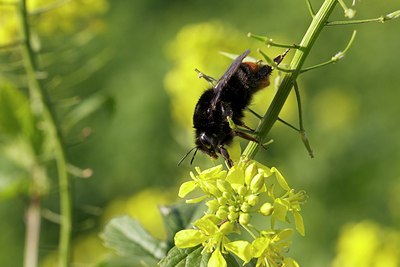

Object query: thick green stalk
[243,0,338,159]
[17,1,72,266]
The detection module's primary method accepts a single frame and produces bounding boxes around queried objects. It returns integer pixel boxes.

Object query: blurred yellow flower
[0,0,108,45]
[41,233,108,267]
[332,220,400,267]
[312,87,359,132]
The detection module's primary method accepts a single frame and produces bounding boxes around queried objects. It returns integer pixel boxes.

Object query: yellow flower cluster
[176,159,307,267]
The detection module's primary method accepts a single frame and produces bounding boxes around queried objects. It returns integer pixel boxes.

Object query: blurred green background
[1,0,400,266]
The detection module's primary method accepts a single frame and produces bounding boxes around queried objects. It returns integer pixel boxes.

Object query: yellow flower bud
[250,173,265,193]
[241,202,251,212]
[245,163,257,185]
[216,207,228,220]
[228,212,239,221]
[246,194,259,206]
[237,185,247,196]
[260,202,274,216]
[239,212,250,225]
[219,221,235,234]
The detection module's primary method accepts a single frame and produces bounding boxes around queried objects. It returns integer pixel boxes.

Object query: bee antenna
[190,147,199,165]
[177,146,198,166]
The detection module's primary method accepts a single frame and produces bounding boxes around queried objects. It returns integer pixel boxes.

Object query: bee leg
[221,104,256,133]
[195,69,217,86]
[236,121,256,133]
[234,131,268,150]
[225,115,256,135]
[219,146,233,168]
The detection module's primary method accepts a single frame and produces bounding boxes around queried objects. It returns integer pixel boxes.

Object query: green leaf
[224,253,240,267]
[159,202,206,249]
[0,161,29,199]
[159,245,239,267]
[97,255,159,267]
[100,216,167,260]
[158,245,211,267]
[0,82,31,137]
[64,93,114,130]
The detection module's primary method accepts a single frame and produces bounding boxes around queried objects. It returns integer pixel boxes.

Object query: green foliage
[0,82,50,198]
[159,246,213,267]
[100,216,167,264]
[100,202,205,265]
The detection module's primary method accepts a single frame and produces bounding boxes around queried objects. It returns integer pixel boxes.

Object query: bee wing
[211,49,250,109]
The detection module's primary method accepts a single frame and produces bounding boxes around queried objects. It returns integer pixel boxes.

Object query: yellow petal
[174,229,207,248]
[178,181,197,198]
[208,248,227,267]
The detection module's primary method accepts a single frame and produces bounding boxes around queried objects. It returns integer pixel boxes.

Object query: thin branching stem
[338,0,349,11]
[24,193,41,267]
[277,118,300,131]
[293,82,304,132]
[326,10,400,25]
[294,82,314,157]
[248,33,302,49]
[305,0,316,17]
[17,0,72,266]
[243,0,338,159]
[241,224,257,239]
[300,30,356,73]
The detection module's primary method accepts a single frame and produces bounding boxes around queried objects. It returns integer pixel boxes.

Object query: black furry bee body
[189,49,287,167]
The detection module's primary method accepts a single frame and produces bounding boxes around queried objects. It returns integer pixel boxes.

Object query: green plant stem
[243,0,338,159]
[300,30,356,73]
[24,194,41,267]
[305,0,316,17]
[17,1,72,267]
[326,9,400,26]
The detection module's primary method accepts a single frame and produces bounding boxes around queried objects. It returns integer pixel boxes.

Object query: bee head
[196,132,218,158]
